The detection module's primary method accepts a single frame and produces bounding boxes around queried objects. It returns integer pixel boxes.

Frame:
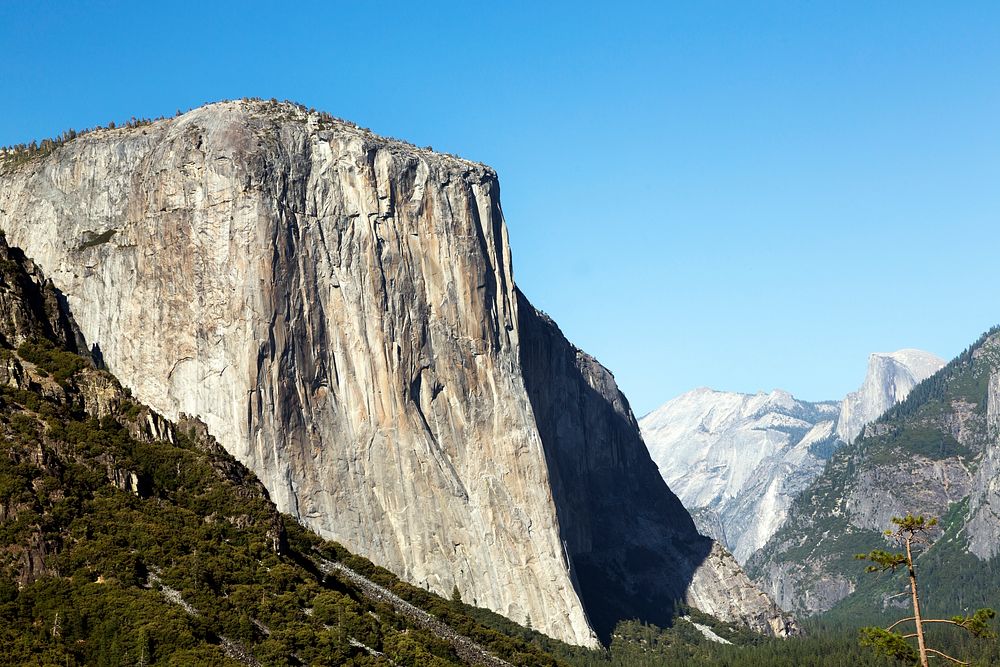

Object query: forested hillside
[0,233,575,666]
[748,326,1000,623]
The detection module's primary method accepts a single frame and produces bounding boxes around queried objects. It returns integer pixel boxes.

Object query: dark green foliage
[826,500,1000,627]
[953,609,997,639]
[749,325,1000,632]
[864,425,971,464]
[0,332,575,666]
[878,325,1000,426]
[535,616,901,667]
[856,548,907,572]
[76,229,116,251]
[859,627,919,664]
[309,539,570,667]
[16,338,87,385]
[543,614,998,667]
[853,514,995,666]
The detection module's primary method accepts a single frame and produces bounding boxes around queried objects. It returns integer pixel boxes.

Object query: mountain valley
[748,327,1000,620]
[1,98,997,666]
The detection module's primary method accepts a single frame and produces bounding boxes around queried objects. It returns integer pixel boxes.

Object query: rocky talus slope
[0,100,790,644]
[747,328,1000,617]
[640,350,942,565]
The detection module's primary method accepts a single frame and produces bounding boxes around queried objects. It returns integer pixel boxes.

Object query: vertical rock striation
[966,363,1000,558]
[0,100,788,644]
[836,349,945,444]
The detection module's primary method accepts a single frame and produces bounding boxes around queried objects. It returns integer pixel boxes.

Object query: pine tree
[856,513,995,666]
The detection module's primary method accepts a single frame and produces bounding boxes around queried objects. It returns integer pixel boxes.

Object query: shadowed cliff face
[517,291,798,641]
[0,239,83,354]
[0,100,792,645]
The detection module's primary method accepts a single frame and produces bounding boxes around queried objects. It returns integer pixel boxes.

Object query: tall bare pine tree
[856,514,995,666]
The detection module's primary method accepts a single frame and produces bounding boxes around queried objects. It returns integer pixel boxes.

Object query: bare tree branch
[887,616,916,631]
[924,647,968,664]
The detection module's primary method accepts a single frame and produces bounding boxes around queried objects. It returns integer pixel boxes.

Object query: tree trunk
[907,537,929,667]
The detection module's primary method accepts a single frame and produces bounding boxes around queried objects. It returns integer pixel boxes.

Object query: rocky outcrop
[967,361,1000,558]
[0,100,788,645]
[0,234,83,353]
[757,558,855,616]
[836,349,944,444]
[686,542,798,637]
[844,456,972,534]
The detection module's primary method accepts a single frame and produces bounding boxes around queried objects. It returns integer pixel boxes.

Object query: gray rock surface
[0,100,789,645]
[968,360,1000,558]
[686,542,799,637]
[836,349,944,444]
[641,389,839,563]
[641,350,943,566]
[845,456,972,534]
[756,558,855,616]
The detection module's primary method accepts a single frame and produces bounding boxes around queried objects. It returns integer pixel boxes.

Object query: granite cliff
[0,232,572,665]
[0,100,790,645]
[836,349,945,444]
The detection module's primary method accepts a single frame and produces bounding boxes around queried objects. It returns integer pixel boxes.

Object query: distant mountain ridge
[641,389,839,562]
[640,349,943,564]
[836,349,946,444]
[748,327,1000,618]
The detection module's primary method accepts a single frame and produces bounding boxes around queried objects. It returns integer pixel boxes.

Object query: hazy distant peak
[640,347,943,564]
[836,348,944,444]
[874,348,945,379]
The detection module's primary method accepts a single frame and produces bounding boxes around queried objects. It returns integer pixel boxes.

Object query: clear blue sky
[3,2,999,415]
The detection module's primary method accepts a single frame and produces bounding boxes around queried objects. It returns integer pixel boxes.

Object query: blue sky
[2,2,999,414]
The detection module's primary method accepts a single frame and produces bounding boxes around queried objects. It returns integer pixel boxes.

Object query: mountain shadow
[516,288,713,643]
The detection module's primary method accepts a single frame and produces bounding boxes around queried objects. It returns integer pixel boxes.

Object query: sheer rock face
[836,349,945,444]
[0,236,82,353]
[0,101,590,646]
[967,369,1000,558]
[0,100,786,645]
[517,298,796,640]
